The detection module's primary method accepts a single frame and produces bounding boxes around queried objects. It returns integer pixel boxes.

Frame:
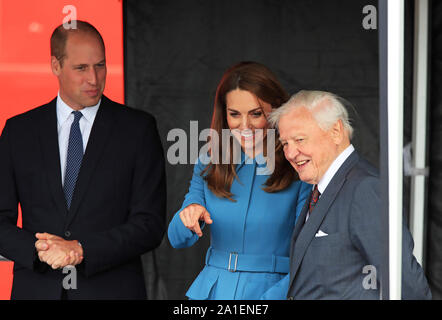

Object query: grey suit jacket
[287,150,431,299]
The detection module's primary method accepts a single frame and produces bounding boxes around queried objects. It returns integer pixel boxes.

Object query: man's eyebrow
[279,134,300,141]
[73,60,106,67]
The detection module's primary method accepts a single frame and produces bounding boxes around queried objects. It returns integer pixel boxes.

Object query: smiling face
[225,88,273,155]
[278,106,344,185]
[51,32,106,110]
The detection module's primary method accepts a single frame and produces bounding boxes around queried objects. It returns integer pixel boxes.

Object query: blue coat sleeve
[167,157,208,249]
[260,274,289,300]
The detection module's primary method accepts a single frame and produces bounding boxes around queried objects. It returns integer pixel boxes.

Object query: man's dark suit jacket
[287,150,432,299]
[0,95,166,299]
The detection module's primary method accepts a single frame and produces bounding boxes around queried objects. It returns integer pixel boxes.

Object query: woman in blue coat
[168,62,311,300]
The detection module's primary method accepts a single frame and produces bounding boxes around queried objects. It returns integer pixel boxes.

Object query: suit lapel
[289,191,310,256]
[38,98,69,218]
[65,96,115,227]
[288,151,360,292]
[293,193,310,238]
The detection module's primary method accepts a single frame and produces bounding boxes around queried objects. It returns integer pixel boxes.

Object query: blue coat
[168,153,311,299]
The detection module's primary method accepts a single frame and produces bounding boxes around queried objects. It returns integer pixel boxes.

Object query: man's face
[278,107,340,185]
[51,32,106,110]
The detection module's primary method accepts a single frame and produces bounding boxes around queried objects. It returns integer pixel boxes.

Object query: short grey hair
[268,90,354,139]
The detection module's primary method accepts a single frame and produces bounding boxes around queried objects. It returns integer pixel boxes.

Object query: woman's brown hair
[202,61,298,200]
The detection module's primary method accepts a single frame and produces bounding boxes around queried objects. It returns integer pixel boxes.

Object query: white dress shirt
[57,93,100,185]
[306,144,355,221]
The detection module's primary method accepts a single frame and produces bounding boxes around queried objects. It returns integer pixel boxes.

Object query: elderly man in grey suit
[269,90,431,300]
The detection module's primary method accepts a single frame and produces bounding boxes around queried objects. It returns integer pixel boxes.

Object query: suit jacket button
[65,231,71,238]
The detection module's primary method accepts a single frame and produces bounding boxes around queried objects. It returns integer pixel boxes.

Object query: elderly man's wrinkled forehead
[284,95,333,130]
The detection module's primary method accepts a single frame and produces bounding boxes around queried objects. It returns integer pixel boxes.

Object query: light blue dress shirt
[56,93,100,184]
[168,152,311,299]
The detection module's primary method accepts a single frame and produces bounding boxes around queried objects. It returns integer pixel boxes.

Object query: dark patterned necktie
[63,111,84,209]
[309,185,320,214]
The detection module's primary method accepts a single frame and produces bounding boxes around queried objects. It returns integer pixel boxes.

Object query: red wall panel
[0,0,124,300]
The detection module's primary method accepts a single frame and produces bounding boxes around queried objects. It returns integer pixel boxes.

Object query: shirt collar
[317,144,355,194]
[56,92,101,125]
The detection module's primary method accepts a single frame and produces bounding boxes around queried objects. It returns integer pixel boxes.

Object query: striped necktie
[308,184,320,214]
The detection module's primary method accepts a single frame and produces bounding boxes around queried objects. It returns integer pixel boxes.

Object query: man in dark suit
[269,90,431,299]
[0,21,166,299]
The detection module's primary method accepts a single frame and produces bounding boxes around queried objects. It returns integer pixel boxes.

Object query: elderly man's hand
[35,232,83,269]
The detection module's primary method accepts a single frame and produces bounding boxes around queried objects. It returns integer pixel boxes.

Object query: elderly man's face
[278,107,340,185]
[51,32,106,110]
